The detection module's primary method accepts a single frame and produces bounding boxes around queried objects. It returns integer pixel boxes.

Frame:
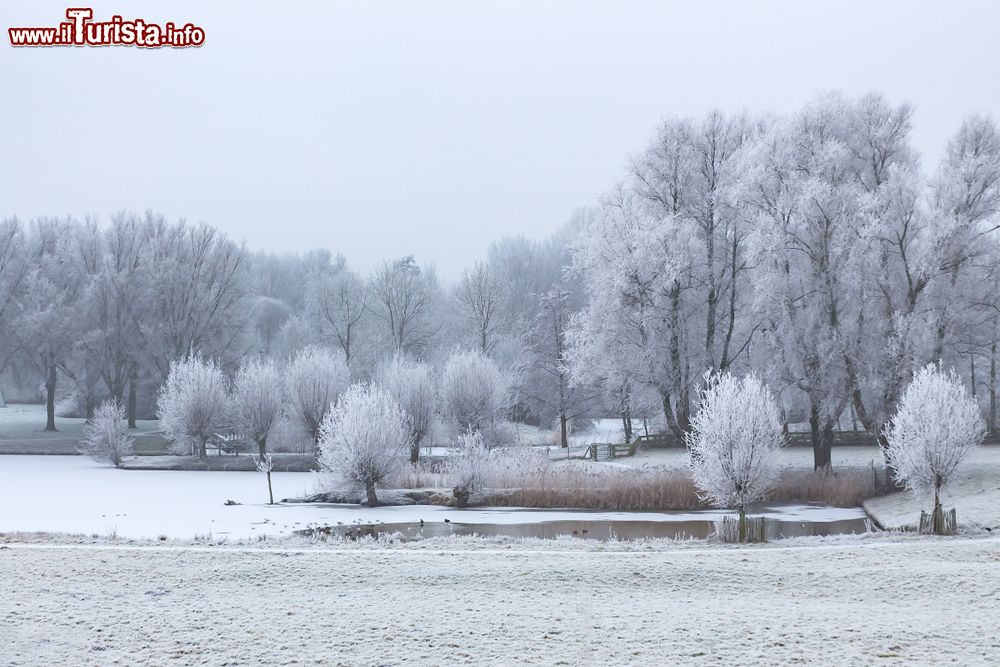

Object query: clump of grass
[489,466,703,510]
[388,447,885,509]
[768,468,878,507]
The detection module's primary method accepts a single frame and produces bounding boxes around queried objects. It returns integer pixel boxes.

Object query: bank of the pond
[0,455,868,541]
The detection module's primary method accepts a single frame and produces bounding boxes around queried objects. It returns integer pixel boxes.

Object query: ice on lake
[0,456,868,540]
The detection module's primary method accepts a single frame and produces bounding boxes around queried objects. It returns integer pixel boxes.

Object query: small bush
[449,430,492,507]
[78,399,133,467]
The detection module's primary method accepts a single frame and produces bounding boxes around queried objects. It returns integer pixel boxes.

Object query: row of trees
[2,91,997,471]
[0,214,586,439]
[157,346,509,458]
[568,92,1000,468]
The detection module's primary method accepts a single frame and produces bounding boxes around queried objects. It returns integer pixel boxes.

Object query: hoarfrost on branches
[78,399,134,467]
[686,372,784,529]
[317,383,409,506]
[448,429,492,507]
[441,348,509,442]
[156,356,229,460]
[884,364,985,517]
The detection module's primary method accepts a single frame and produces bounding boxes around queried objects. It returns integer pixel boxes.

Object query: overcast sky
[2,1,998,281]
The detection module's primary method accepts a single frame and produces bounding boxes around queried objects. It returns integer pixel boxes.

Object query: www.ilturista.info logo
[8,8,205,48]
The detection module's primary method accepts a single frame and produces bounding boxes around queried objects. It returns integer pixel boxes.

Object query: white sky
[1,0,998,280]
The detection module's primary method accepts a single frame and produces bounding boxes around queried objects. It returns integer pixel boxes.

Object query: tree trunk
[266,471,274,505]
[932,480,943,535]
[198,439,207,461]
[45,364,57,432]
[991,336,997,434]
[559,411,568,448]
[410,433,422,464]
[127,361,138,429]
[365,484,379,507]
[738,505,747,543]
[809,401,832,470]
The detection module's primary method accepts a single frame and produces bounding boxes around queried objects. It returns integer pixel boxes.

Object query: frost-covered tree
[884,364,985,533]
[449,429,492,507]
[523,288,593,447]
[79,399,134,467]
[686,372,784,541]
[318,383,409,506]
[441,348,508,441]
[157,356,229,459]
[14,218,79,430]
[377,353,435,464]
[285,346,350,453]
[232,358,283,503]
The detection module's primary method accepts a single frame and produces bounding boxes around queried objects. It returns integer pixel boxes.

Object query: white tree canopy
[686,372,785,512]
[318,383,409,506]
[884,364,985,504]
[156,356,229,459]
[441,348,509,440]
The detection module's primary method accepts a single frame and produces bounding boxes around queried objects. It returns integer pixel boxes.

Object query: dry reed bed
[389,452,881,510]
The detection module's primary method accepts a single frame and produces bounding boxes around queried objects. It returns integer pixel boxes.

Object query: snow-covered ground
[0,455,863,539]
[3,534,998,665]
[0,403,159,440]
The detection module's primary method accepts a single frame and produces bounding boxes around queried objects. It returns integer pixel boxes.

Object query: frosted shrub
[79,399,133,467]
[449,429,492,507]
[157,356,229,460]
[686,372,784,542]
[884,363,985,534]
[441,348,508,441]
[232,358,283,503]
[318,383,409,506]
[286,346,350,453]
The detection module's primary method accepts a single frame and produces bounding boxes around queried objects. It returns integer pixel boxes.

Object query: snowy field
[0,456,863,539]
[2,534,998,665]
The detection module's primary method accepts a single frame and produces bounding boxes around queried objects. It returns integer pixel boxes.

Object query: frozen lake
[0,456,869,540]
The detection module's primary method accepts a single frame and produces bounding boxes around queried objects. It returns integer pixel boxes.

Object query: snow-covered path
[3,535,998,665]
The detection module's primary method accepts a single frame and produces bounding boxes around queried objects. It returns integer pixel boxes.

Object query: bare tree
[456,261,506,353]
[285,346,350,453]
[378,353,435,463]
[310,269,370,367]
[369,256,438,355]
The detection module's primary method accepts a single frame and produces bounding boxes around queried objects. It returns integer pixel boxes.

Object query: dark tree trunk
[127,361,138,429]
[809,401,832,470]
[559,411,568,448]
[365,484,379,507]
[410,434,421,464]
[45,364,57,432]
[991,336,997,434]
